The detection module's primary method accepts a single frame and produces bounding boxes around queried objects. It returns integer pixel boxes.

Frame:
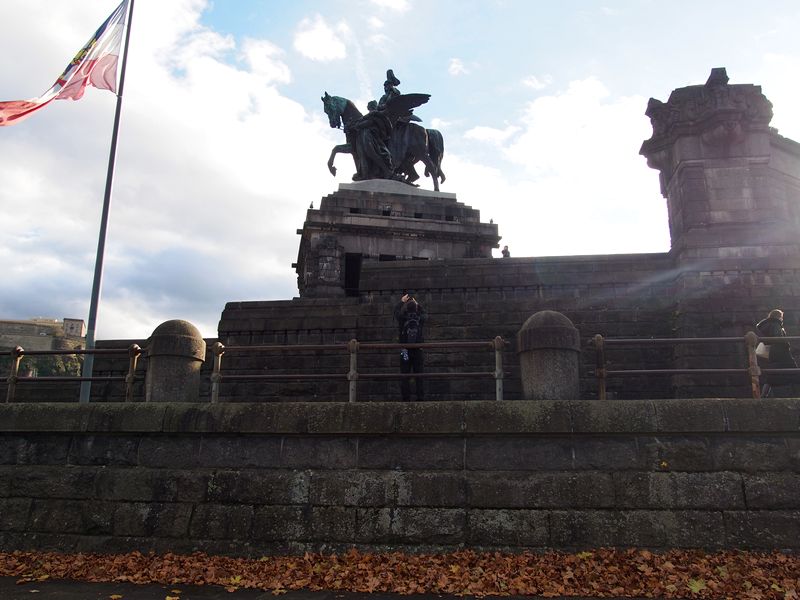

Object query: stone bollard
[145,320,206,402]
[517,310,580,400]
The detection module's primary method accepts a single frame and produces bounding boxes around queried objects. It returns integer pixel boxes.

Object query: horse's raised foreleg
[328,143,352,176]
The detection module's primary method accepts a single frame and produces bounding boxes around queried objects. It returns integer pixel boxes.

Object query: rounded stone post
[517,310,580,400]
[145,320,206,402]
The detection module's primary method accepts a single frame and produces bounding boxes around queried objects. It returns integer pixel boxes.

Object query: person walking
[393,291,427,401]
[756,308,797,397]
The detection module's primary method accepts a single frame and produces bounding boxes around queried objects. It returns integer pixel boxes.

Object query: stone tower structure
[639,68,800,393]
[640,67,800,262]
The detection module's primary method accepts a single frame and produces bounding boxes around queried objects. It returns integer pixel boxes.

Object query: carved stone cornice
[639,68,773,183]
[642,67,772,149]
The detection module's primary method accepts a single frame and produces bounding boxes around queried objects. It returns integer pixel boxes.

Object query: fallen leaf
[687,578,707,594]
[1,547,798,599]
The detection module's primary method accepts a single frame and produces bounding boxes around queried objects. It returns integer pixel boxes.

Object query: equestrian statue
[322,69,445,192]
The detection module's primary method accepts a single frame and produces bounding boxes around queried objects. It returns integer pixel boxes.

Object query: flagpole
[80,0,135,403]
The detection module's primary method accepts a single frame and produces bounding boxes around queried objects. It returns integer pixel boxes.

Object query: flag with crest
[0,0,129,126]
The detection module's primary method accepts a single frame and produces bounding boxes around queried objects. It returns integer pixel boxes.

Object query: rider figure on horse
[321,70,441,190]
[378,70,421,124]
[378,70,401,111]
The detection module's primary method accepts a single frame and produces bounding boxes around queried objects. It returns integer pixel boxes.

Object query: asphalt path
[0,576,675,600]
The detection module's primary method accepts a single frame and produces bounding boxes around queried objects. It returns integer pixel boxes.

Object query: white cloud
[366,33,391,49]
[369,0,411,12]
[464,125,520,145]
[505,77,642,176]
[522,74,553,90]
[447,76,670,258]
[240,38,291,84]
[448,58,469,76]
[0,0,338,339]
[756,53,800,141]
[293,14,348,62]
[368,16,385,29]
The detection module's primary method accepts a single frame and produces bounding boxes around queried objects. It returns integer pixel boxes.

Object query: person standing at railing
[394,291,427,401]
[756,308,797,397]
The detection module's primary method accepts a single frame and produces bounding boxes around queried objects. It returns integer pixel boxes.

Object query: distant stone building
[0,317,86,352]
[62,318,86,338]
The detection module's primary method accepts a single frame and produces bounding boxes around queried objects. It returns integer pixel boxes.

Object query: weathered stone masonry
[0,400,799,555]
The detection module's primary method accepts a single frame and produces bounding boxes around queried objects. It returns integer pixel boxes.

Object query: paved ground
[0,576,673,600]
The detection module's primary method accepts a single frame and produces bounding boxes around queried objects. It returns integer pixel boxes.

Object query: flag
[0,0,129,126]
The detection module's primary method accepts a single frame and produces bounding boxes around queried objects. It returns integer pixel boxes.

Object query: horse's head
[321,91,344,129]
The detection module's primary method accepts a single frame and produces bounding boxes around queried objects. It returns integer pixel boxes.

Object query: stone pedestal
[294,180,500,297]
[517,311,580,400]
[145,320,206,402]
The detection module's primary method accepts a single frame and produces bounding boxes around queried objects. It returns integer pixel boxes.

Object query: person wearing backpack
[394,292,427,401]
[756,308,797,397]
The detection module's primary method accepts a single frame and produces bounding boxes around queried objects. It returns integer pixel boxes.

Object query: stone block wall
[0,400,798,555]
[220,252,749,401]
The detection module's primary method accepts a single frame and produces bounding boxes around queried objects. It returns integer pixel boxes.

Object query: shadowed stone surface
[0,400,798,554]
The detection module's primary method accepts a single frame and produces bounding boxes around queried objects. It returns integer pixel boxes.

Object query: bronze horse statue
[321,93,444,191]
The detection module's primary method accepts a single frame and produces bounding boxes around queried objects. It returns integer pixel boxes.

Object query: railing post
[6,346,24,403]
[211,342,225,403]
[493,336,504,401]
[745,331,761,399]
[348,339,359,403]
[594,334,607,401]
[124,344,141,403]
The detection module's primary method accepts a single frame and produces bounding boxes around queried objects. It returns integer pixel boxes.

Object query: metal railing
[2,337,507,403]
[592,332,800,400]
[1,345,142,403]
[210,337,508,403]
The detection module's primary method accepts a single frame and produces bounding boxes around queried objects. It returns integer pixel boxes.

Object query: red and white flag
[0,0,129,126]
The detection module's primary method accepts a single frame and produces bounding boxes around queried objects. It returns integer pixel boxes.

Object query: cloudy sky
[1,0,799,340]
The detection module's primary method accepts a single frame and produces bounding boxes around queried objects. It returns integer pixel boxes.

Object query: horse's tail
[425,129,445,183]
[427,129,444,158]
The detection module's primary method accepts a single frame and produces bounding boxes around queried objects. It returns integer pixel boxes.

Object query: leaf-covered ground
[1,548,798,598]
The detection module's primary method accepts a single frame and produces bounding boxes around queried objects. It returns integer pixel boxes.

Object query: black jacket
[756,316,796,368]
[393,300,427,343]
